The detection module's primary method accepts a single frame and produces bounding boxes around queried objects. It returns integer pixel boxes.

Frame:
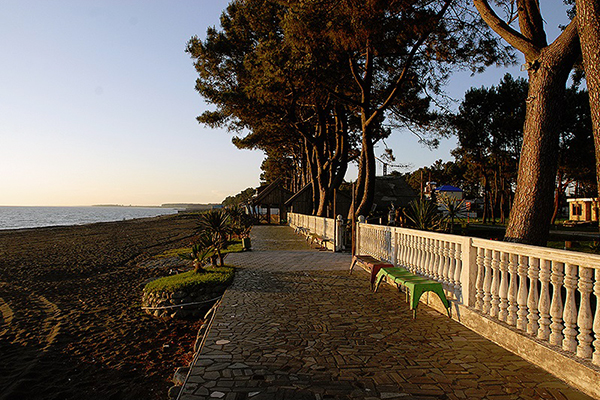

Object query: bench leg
[349,256,358,275]
[409,287,451,319]
[373,274,386,293]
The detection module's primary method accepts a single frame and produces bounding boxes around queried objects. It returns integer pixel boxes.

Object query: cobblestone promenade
[180,225,593,400]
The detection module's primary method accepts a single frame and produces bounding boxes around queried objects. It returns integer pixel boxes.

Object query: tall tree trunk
[504,62,571,244]
[355,125,376,218]
[474,1,579,244]
[576,0,600,217]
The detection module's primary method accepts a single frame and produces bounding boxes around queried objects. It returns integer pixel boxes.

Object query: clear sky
[0,1,570,206]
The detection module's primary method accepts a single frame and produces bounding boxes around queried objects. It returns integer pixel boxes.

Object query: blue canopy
[435,185,462,192]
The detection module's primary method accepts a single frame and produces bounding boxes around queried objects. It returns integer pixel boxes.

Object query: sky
[0,1,570,206]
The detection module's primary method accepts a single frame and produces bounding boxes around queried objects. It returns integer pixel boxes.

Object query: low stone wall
[141,284,228,320]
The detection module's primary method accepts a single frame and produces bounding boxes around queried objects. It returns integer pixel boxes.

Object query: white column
[460,237,478,307]
[576,266,594,359]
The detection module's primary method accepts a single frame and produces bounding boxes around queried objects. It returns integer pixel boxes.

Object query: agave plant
[404,199,444,231]
[196,209,232,267]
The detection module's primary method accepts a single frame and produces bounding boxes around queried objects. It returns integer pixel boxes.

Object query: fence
[288,212,345,252]
[355,217,600,367]
[289,212,600,395]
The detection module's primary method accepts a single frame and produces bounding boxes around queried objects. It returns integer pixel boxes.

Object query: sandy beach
[0,213,202,400]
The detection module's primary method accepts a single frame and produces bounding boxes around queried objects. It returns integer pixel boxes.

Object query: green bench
[374,266,451,319]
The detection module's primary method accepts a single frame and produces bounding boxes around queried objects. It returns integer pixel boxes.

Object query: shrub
[144,266,234,294]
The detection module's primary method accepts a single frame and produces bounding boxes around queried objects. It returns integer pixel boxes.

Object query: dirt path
[0,213,203,400]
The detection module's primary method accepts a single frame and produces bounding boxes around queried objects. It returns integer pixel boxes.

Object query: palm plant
[197,209,232,266]
[180,233,214,273]
[404,199,444,231]
[437,194,466,234]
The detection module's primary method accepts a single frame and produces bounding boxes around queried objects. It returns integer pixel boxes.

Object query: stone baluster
[434,239,443,282]
[427,238,435,279]
[537,259,552,341]
[475,247,485,311]
[416,236,424,275]
[506,254,519,326]
[398,233,406,266]
[482,249,493,314]
[490,250,501,318]
[453,243,462,300]
[404,233,414,271]
[434,239,444,286]
[576,266,594,359]
[527,257,540,336]
[446,242,456,295]
[516,255,530,331]
[422,236,430,277]
[593,269,600,365]
[441,241,451,290]
[498,252,510,322]
[562,264,578,353]
[425,238,433,278]
[549,261,565,346]
[410,234,418,273]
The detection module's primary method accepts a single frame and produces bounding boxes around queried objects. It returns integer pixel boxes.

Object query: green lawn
[144,266,235,294]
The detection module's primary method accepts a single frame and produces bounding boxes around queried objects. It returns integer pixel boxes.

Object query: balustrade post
[453,243,462,301]
[562,264,579,353]
[506,254,519,326]
[538,259,552,341]
[475,247,485,311]
[335,215,343,252]
[516,255,529,331]
[576,266,594,359]
[407,234,416,272]
[490,250,501,318]
[498,252,510,322]
[356,216,365,256]
[549,261,565,346]
[441,241,451,291]
[482,249,493,314]
[593,269,600,365]
[527,258,540,336]
[460,237,478,307]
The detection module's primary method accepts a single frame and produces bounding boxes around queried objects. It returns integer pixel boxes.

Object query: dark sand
[0,213,202,400]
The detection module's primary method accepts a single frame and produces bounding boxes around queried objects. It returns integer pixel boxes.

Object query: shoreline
[0,213,200,400]
[0,206,179,232]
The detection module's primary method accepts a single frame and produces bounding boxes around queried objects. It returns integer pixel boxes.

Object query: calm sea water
[0,206,178,230]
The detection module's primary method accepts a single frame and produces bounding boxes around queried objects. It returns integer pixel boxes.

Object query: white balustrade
[287,212,344,251]
[353,220,600,365]
[289,215,600,365]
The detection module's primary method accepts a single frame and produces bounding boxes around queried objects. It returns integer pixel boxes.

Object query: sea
[0,206,178,231]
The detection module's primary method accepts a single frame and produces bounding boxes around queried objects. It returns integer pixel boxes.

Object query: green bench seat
[374,266,451,319]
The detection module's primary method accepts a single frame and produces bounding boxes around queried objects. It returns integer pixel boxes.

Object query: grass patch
[222,240,243,254]
[547,241,600,254]
[153,247,191,259]
[144,266,234,294]
[153,239,244,259]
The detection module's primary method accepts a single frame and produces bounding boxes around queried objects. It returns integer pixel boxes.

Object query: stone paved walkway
[180,226,594,400]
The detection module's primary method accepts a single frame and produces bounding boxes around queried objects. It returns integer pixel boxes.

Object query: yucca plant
[179,233,214,273]
[197,209,232,267]
[404,199,444,231]
[437,194,466,234]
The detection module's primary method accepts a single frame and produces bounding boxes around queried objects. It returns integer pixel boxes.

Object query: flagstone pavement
[179,225,594,400]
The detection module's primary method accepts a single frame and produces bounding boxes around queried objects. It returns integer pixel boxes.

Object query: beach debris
[172,366,189,385]
[167,384,181,399]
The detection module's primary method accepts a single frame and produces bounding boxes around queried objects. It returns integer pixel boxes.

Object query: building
[567,198,599,222]
[435,184,463,200]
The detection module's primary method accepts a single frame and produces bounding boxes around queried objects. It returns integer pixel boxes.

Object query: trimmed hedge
[144,266,234,294]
